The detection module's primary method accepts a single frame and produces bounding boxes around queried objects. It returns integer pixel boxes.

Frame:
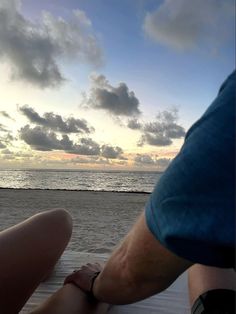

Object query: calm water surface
[0,169,163,193]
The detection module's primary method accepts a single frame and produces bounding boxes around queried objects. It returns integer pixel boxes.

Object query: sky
[0,0,235,170]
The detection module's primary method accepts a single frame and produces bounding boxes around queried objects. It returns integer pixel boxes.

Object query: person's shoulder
[185,70,235,141]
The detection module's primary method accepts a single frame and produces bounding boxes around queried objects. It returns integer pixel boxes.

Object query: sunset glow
[0,0,234,170]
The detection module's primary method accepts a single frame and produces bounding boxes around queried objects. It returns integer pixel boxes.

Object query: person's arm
[77,211,192,304]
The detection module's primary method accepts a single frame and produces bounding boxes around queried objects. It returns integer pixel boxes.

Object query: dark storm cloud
[0,1,103,88]
[19,105,93,134]
[83,74,141,116]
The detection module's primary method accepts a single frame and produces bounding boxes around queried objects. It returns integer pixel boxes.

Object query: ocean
[0,169,163,193]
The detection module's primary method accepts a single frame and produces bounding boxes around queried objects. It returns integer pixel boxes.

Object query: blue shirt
[145,71,235,268]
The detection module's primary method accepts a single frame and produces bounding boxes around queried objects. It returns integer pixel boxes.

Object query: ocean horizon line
[0,168,164,174]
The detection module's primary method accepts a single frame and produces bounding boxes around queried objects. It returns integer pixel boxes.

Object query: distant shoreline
[0,187,151,194]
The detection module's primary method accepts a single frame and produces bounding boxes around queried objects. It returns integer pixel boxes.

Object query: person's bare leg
[188,264,236,306]
[31,284,110,314]
[0,208,72,314]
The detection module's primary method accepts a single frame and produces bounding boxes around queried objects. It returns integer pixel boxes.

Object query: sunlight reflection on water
[0,169,162,193]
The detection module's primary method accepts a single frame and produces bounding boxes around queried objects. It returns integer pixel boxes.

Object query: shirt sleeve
[145,71,235,268]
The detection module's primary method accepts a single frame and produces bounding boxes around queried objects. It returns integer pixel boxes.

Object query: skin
[69,212,192,304]
[188,264,236,306]
[31,211,192,313]
[31,283,110,314]
[2,209,233,313]
[0,209,72,314]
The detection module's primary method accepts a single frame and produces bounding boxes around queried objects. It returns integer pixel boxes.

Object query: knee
[50,208,73,237]
[34,208,73,243]
[48,209,73,240]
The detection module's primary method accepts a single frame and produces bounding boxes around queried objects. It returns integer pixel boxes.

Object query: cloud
[1,148,12,154]
[20,125,66,151]
[101,145,124,159]
[39,155,113,167]
[124,109,185,147]
[127,118,142,130]
[67,138,100,156]
[0,148,34,162]
[1,148,14,159]
[14,151,33,158]
[138,109,185,146]
[19,125,124,159]
[20,125,98,153]
[0,0,102,88]
[70,156,111,165]
[139,133,172,146]
[156,158,171,169]
[83,74,141,116]
[0,133,14,147]
[0,141,6,149]
[19,105,94,134]
[0,111,14,120]
[134,154,156,165]
[143,0,234,51]
[0,123,8,132]
[134,154,171,170]
[0,132,14,150]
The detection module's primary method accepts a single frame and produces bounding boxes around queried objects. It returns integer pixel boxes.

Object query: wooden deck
[22,250,190,314]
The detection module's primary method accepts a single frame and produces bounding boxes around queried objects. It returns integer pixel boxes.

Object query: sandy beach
[0,188,149,253]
